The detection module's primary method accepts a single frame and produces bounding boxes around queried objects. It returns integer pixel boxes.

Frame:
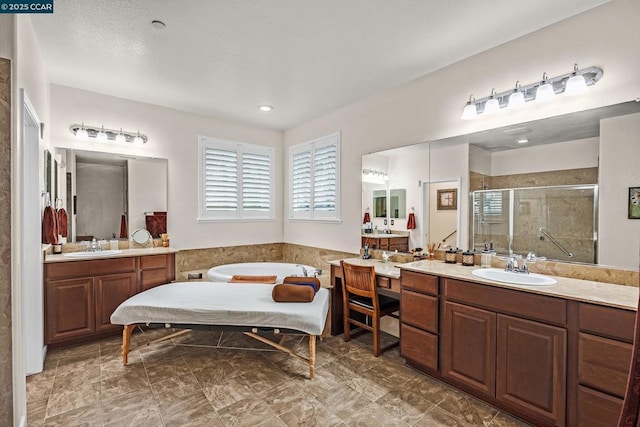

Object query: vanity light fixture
[565,63,588,95]
[69,124,148,145]
[535,73,555,102]
[461,64,603,119]
[115,128,126,144]
[75,122,89,140]
[507,81,525,109]
[362,168,388,181]
[484,89,501,115]
[96,125,108,143]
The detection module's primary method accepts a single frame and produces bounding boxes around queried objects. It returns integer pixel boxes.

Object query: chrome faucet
[505,256,520,272]
[296,264,308,277]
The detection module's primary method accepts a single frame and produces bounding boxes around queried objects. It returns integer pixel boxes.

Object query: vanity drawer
[579,332,632,398]
[401,323,438,371]
[577,386,623,427]
[141,268,169,291]
[401,290,438,333]
[46,257,136,280]
[376,276,391,289]
[444,278,567,325]
[140,254,169,270]
[579,303,635,343]
[402,271,438,295]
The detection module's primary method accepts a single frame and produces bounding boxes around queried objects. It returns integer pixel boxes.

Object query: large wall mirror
[361,100,640,269]
[55,148,168,242]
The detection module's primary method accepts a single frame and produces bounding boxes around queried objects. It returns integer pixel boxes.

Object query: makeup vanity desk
[329,257,401,336]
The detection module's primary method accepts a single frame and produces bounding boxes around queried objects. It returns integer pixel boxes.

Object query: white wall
[283,0,640,254]
[0,16,12,59]
[49,84,283,250]
[491,137,599,176]
[599,112,640,269]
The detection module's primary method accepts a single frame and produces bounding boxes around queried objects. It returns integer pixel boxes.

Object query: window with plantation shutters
[289,132,340,221]
[198,136,274,220]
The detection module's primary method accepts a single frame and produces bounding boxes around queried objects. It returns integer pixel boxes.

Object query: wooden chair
[340,260,400,357]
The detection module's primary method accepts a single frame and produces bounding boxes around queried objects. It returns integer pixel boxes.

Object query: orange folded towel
[230,274,277,284]
[272,284,315,303]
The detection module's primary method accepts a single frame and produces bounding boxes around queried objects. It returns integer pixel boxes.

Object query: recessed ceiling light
[151,20,166,30]
[259,105,273,112]
[517,138,529,144]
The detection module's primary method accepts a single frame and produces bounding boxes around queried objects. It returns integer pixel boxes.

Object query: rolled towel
[282,276,320,293]
[272,284,315,303]
[230,275,277,284]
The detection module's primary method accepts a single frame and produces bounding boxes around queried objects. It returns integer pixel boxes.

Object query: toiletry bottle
[481,243,492,268]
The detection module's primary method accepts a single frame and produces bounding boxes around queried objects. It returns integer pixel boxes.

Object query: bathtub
[207,262,320,283]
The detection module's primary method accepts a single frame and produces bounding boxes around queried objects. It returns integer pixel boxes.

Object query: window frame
[288,132,341,222]
[197,136,274,222]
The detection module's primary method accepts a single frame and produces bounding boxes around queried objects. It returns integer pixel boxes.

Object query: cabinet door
[46,277,94,343]
[95,272,137,332]
[497,314,566,427]
[442,302,496,396]
[401,323,438,371]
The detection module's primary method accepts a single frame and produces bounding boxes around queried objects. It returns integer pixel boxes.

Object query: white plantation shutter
[198,137,273,220]
[289,132,340,221]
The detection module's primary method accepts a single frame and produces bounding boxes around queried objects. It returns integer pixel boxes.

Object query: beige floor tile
[437,389,499,426]
[217,397,280,426]
[376,387,437,425]
[101,388,159,425]
[345,401,410,427]
[278,397,343,427]
[201,376,257,411]
[26,397,47,426]
[42,401,103,426]
[100,370,151,401]
[413,406,476,427]
[489,412,532,426]
[45,379,101,418]
[315,384,373,421]
[151,372,201,406]
[158,390,216,427]
[144,360,193,384]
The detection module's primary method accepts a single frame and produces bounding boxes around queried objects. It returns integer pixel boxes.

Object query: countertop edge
[44,247,179,263]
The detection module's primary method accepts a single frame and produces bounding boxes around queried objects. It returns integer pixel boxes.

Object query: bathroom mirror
[390,189,406,219]
[373,190,387,218]
[55,148,168,242]
[131,228,152,245]
[362,100,640,268]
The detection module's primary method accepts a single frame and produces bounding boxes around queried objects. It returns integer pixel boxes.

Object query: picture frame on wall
[629,186,640,219]
[437,188,457,210]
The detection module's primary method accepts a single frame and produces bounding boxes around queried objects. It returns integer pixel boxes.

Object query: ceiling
[32,0,608,130]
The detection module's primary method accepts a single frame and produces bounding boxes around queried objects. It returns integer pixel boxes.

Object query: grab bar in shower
[539,228,574,258]
[442,229,457,243]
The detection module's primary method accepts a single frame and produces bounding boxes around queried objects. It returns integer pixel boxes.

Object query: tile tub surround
[0,57,12,426]
[25,329,532,426]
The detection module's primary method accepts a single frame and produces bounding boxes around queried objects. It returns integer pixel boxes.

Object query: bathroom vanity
[43,248,176,347]
[361,233,409,252]
[397,260,637,427]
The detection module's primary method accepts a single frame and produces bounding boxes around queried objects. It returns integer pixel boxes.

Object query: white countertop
[361,233,408,239]
[44,247,178,263]
[331,257,638,311]
[399,259,638,311]
[330,258,402,279]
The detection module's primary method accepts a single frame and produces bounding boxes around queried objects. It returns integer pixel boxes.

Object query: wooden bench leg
[121,325,135,365]
[309,334,316,379]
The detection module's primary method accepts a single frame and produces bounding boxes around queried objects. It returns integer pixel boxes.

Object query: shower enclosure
[471,184,597,263]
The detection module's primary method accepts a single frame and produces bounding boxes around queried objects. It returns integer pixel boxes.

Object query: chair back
[340,260,377,301]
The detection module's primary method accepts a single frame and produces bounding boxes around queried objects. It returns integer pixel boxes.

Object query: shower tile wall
[0,57,13,425]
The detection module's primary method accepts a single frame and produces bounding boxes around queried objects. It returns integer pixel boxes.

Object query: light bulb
[115,129,126,144]
[536,73,555,102]
[507,81,525,109]
[96,126,108,142]
[75,126,88,140]
[565,64,588,95]
[133,132,144,145]
[484,89,501,115]
[461,95,477,120]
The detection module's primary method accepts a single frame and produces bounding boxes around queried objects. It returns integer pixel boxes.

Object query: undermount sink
[63,250,122,258]
[471,268,557,286]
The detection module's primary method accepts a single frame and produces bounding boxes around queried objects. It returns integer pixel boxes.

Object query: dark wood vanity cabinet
[576,303,634,427]
[400,271,439,372]
[362,235,409,252]
[442,278,567,427]
[44,253,175,347]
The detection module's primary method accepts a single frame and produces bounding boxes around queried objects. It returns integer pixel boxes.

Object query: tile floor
[26,329,532,426]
